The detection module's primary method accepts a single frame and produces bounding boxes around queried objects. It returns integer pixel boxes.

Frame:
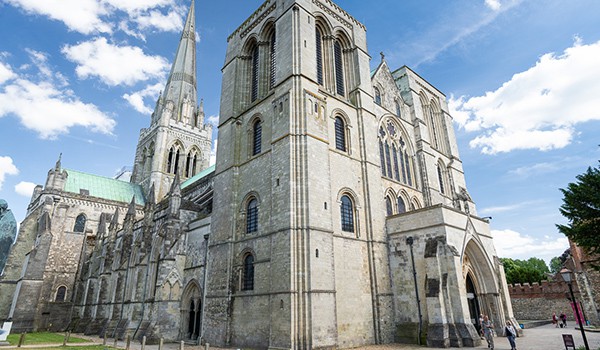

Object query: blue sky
[1,0,599,264]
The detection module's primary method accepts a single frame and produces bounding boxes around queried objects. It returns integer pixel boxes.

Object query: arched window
[192,154,197,175]
[174,148,180,175]
[385,196,393,216]
[374,87,382,106]
[185,153,192,177]
[316,27,323,85]
[397,197,406,213]
[252,120,262,156]
[251,45,259,102]
[74,214,86,233]
[437,163,446,195]
[55,286,67,302]
[340,195,354,232]
[167,147,174,173]
[269,29,277,89]
[395,100,401,117]
[334,117,346,152]
[246,198,258,234]
[334,40,345,96]
[242,254,254,291]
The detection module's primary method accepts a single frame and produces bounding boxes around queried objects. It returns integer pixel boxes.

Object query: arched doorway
[466,273,481,335]
[181,281,202,341]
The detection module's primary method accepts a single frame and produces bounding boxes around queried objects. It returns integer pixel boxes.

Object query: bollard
[158,338,163,350]
[180,340,184,350]
[113,337,118,349]
[17,333,26,348]
[204,342,209,350]
[126,335,131,350]
[141,336,146,350]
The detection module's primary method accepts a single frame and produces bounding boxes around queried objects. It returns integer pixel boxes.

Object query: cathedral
[0,0,517,348]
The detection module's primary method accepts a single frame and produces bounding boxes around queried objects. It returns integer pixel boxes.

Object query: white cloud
[5,0,111,35]
[62,38,169,86]
[485,0,502,11]
[451,39,600,154]
[206,114,219,127]
[508,162,560,177]
[0,52,115,139]
[479,200,545,215]
[492,229,568,263]
[123,83,163,114]
[0,62,16,85]
[133,9,183,32]
[0,156,19,191]
[104,0,174,13]
[14,181,36,197]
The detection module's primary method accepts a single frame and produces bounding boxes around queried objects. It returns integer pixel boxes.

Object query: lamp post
[560,268,589,350]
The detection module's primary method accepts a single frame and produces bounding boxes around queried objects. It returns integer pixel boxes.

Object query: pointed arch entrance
[181,280,202,341]
[466,273,481,334]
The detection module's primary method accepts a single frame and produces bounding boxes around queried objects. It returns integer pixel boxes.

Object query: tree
[557,161,600,268]
[549,256,563,274]
[500,257,550,285]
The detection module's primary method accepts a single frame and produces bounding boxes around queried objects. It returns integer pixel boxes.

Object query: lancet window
[378,121,415,187]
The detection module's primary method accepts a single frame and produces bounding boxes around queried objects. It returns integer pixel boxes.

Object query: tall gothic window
[316,28,323,85]
[174,148,180,175]
[340,195,354,232]
[385,196,393,216]
[55,286,67,302]
[251,45,259,102]
[269,30,277,89]
[385,143,392,177]
[253,120,262,156]
[378,121,416,188]
[334,117,346,152]
[246,198,258,234]
[242,254,254,291]
[437,163,446,195]
[167,147,174,173]
[334,40,345,96]
[185,153,192,177]
[397,197,406,213]
[192,154,197,175]
[74,214,86,233]
[374,87,382,106]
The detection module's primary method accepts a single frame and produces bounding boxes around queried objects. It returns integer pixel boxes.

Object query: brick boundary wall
[509,280,581,322]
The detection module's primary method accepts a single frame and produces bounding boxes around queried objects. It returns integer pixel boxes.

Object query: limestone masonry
[0,0,517,348]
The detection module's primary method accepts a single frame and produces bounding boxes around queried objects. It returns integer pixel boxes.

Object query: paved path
[3,324,600,350]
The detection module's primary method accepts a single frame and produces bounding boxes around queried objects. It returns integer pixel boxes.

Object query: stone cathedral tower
[130,0,212,201]
[204,0,515,349]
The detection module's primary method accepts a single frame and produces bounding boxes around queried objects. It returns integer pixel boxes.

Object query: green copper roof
[64,169,145,205]
[181,164,215,189]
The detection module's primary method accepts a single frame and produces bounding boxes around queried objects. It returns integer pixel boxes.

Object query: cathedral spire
[160,0,197,122]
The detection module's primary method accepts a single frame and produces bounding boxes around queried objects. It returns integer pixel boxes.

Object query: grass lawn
[6,332,92,346]
[6,347,111,350]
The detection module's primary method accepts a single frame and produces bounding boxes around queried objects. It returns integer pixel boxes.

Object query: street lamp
[560,268,589,350]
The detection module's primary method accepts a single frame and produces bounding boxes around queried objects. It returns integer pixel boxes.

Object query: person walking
[560,312,567,328]
[483,315,495,349]
[552,312,558,328]
[504,320,517,350]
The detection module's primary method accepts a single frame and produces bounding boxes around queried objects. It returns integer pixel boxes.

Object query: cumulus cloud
[0,62,16,85]
[62,38,169,86]
[123,83,163,114]
[0,156,19,191]
[5,0,111,34]
[451,38,600,154]
[5,0,183,36]
[0,53,115,139]
[15,181,36,197]
[492,229,568,262]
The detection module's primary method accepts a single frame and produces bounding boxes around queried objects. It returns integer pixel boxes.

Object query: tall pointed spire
[160,0,197,122]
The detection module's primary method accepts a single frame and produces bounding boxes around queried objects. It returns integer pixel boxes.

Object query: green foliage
[6,332,91,346]
[549,256,563,274]
[501,257,550,285]
[557,161,600,268]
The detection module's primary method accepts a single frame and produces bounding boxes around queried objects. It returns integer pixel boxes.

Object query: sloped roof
[181,164,215,189]
[64,169,145,205]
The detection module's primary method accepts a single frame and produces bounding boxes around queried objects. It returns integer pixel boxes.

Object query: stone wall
[508,280,584,323]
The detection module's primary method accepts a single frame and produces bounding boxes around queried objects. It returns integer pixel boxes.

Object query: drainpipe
[407,236,422,345]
